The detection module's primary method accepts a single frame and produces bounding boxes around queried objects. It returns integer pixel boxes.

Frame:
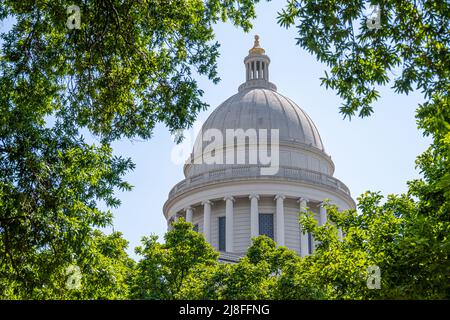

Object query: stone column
[336,207,343,240]
[224,196,234,252]
[202,200,212,243]
[249,194,260,239]
[251,61,255,79]
[258,60,263,79]
[319,203,327,226]
[185,206,193,223]
[298,197,309,257]
[275,194,285,246]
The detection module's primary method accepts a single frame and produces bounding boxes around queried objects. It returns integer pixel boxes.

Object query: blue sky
[1,2,431,259]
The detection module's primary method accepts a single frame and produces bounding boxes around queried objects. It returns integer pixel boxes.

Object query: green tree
[278,0,450,119]
[284,197,404,299]
[129,220,218,299]
[71,230,135,300]
[0,0,264,141]
[277,0,450,298]
[180,236,300,300]
[0,0,263,298]
[1,228,134,299]
[0,126,133,298]
[219,237,300,299]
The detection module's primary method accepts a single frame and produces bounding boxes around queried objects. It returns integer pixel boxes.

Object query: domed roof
[166,36,354,214]
[201,87,324,151]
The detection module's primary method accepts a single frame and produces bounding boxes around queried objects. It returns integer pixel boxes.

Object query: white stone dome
[163,36,354,261]
[184,84,335,179]
[200,88,324,151]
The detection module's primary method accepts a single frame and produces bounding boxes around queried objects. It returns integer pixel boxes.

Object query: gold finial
[249,34,265,55]
[254,35,260,47]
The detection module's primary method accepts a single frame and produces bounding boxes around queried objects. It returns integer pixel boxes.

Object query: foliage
[278,0,450,119]
[217,237,299,299]
[291,197,409,299]
[277,0,450,298]
[0,121,133,298]
[0,0,264,142]
[1,229,134,299]
[129,220,219,299]
[71,230,135,300]
[179,235,301,300]
[163,197,448,299]
[0,0,263,298]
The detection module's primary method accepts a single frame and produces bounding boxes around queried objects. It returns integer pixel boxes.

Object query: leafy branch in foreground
[278,0,449,119]
[0,0,265,298]
[0,0,265,141]
[277,0,450,298]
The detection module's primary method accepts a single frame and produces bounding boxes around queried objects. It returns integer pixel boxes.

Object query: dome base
[238,79,277,92]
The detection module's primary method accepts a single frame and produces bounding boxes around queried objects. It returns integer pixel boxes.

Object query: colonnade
[170,194,331,257]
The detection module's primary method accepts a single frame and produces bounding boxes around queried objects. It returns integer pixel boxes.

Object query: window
[259,213,274,240]
[308,232,313,254]
[193,224,199,232]
[218,216,226,252]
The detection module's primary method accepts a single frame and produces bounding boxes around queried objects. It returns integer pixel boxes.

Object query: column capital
[249,194,260,200]
[321,200,334,207]
[297,197,309,203]
[224,196,235,202]
[184,206,193,212]
[274,194,285,201]
[201,200,213,206]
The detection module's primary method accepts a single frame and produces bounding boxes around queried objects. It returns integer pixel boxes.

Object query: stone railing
[168,165,351,198]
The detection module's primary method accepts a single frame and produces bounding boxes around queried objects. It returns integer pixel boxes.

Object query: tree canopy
[0,0,263,299]
[129,220,218,299]
[277,0,450,298]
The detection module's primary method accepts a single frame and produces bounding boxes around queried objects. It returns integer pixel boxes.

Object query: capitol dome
[201,88,325,151]
[164,36,354,262]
